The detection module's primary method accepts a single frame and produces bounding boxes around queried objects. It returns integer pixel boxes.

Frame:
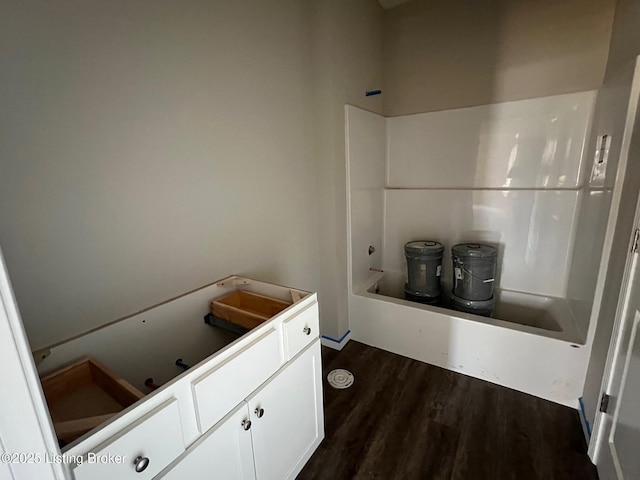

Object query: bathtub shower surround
[383,91,596,298]
[384,189,580,297]
[386,92,594,190]
[345,91,609,406]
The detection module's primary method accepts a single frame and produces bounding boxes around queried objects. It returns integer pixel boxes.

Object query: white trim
[589,57,640,462]
[0,247,65,479]
[321,330,352,351]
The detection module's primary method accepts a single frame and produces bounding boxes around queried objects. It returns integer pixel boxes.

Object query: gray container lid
[451,243,496,258]
[404,240,444,255]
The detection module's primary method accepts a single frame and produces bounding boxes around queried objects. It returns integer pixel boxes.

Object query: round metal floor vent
[327,369,354,389]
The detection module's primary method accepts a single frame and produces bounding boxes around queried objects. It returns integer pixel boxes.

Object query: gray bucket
[404,240,444,297]
[450,293,495,317]
[451,243,497,301]
[404,290,441,306]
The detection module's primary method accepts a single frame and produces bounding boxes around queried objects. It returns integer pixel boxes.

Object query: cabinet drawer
[71,399,184,480]
[283,303,319,360]
[192,327,282,433]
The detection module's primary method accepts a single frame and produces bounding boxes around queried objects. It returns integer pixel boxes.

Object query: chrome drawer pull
[242,419,252,431]
[255,407,265,418]
[134,456,149,473]
[303,327,311,336]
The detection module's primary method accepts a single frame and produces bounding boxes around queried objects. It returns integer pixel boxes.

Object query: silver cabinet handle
[242,419,252,431]
[303,327,311,336]
[134,456,149,473]
[255,407,264,418]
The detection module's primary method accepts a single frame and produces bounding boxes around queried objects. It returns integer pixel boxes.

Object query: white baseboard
[321,330,351,351]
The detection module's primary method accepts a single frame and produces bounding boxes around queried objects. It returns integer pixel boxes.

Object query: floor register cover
[327,369,354,389]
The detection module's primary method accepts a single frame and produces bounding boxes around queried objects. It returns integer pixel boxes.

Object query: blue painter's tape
[578,397,592,437]
[321,329,351,344]
[365,90,382,97]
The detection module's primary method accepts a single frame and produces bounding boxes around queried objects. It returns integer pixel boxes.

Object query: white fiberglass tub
[368,271,582,339]
[348,271,591,407]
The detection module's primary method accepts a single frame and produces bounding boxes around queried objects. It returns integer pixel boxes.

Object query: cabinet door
[247,340,324,480]
[157,403,256,480]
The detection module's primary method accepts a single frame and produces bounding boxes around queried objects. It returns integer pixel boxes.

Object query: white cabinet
[29,276,323,480]
[248,339,323,480]
[158,340,324,480]
[157,402,256,480]
[72,400,185,480]
[282,302,319,361]
[191,326,283,434]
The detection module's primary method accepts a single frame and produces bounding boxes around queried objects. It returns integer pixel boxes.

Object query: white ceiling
[378,0,413,9]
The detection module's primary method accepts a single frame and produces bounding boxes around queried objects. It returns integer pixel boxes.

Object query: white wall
[382,0,615,116]
[0,0,385,350]
[312,0,384,340]
[603,0,640,82]
[0,0,322,350]
[382,92,595,298]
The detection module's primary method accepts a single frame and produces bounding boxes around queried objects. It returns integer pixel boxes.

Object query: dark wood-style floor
[298,341,598,480]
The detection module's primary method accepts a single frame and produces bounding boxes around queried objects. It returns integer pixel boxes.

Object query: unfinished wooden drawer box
[40,357,144,444]
[210,290,292,330]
